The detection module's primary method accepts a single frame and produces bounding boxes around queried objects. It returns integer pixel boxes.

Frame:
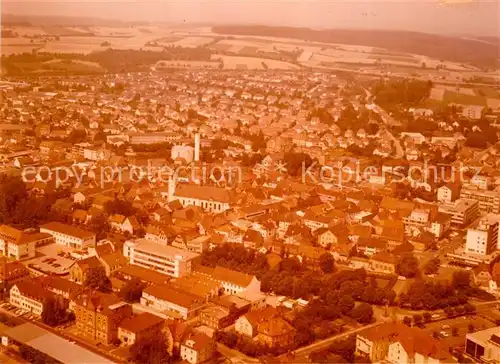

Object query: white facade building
[123,239,199,278]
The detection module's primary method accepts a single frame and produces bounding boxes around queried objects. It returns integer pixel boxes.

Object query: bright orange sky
[3,0,499,36]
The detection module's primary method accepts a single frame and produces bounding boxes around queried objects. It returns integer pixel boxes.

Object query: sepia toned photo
[0,0,499,363]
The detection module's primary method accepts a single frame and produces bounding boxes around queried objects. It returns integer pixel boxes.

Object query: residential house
[109,215,140,235]
[0,259,30,291]
[180,333,215,364]
[256,316,296,349]
[69,256,105,284]
[193,266,261,296]
[370,252,397,274]
[117,312,165,346]
[356,323,452,363]
[235,306,278,337]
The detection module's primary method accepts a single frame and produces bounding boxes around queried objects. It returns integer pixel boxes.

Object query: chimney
[168,175,176,203]
[194,133,200,162]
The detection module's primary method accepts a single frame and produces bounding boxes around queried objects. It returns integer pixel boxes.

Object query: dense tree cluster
[119,278,146,303]
[129,334,171,364]
[0,175,68,228]
[424,258,440,275]
[201,244,270,278]
[84,269,112,293]
[396,255,420,278]
[41,296,72,327]
[283,152,315,177]
[397,271,486,311]
[309,335,359,363]
[372,79,432,112]
[216,331,290,357]
[19,344,62,364]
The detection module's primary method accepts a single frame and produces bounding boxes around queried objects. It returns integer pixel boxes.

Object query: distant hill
[1,13,148,27]
[213,25,499,68]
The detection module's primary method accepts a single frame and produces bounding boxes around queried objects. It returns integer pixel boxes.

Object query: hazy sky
[3,0,500,36]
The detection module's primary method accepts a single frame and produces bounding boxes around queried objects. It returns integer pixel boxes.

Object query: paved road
[289,322,381,362]
[217,342,260,364]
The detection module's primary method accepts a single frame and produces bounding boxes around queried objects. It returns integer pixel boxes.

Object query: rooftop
[125,238,200,261]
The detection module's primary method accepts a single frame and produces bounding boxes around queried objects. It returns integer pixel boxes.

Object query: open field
[172,36,215,48]
[211,54,299,70]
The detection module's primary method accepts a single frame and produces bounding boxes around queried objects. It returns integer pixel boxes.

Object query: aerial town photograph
[0,0,499,363]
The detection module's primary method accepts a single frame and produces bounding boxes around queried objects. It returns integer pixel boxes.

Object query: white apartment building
[460,188,500,215]
[466,327,500,363]
[0,225,53,260]
[40,222,96,249]
[9,281,51,316]
[180,334,214,364]
[437,184,460,203]
[438,199,479,227]
[123,239,199,278]
[466,214,500,256]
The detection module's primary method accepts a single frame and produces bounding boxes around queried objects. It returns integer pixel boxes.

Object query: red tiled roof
[119,312,164,333]
[40,222,95,240]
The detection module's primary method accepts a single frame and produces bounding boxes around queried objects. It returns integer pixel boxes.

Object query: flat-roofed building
[460,188,500,215]
[466,326,500,362]
[0,225,53,260]
[466,214,500,256]
[40,222,96,249]
[438,198,479,227]
[123,239,199,278]
[141,284,204,319]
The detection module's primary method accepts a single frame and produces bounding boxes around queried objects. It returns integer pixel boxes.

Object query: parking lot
[24,243,76,275]
[0,302,38,321]
[422,315,495,349]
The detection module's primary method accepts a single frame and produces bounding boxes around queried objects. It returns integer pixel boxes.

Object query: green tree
[130,333,171,364]
[319,253,335,273]
[84,268,112,293]
[423,312,431,322]
[424,258,440,275]
[350,303,373,324]
[41,296,68,326]
[396,255,420,278]
[88,214,109,241]
[413,314,423,326]
[403,316,412,326]
[119,278,146,303]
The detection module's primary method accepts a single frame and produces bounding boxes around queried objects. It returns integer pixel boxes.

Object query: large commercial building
[466,214,500,256]
[460,188,500,215]
[123,239,199,278]
[438,198,479,227]
[129,132,180,145]
[466,326,500,363]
